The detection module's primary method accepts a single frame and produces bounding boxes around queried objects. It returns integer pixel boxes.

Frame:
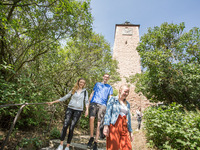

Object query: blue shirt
[90,82,113,106]
[104,96,133,132]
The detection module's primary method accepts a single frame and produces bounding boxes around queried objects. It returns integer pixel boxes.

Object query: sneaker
[64,147,69,150]
[56,145,63,150]
[87,137,94,148]
[93,142,98,150]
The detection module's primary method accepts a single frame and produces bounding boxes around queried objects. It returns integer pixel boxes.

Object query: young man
[87,73,113,150]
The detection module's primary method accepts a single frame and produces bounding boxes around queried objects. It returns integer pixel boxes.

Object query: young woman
[47,78,89,150]
[103,84,133,150]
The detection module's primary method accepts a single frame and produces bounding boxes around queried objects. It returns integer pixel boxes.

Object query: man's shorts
[89,103,106,122]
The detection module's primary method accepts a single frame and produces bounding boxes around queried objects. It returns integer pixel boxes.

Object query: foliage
[40,32,119,97]
[144,103,200,150]
[0,0,93,81]
[0,0,119,131]
[18,137,43,150]
[0,73,53,128]
[49,127,60,139]
[0,0,93,129]
[79,115,89,130]
[129,22,200,108]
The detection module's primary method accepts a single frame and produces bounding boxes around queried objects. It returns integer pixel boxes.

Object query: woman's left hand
[130,132,134,142]
[103,125,109,137]
[85,109,88,117]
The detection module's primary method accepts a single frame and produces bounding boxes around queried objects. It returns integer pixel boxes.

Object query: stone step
[41,135,106,150]
[41,118,140,150]
[41,143,105,150]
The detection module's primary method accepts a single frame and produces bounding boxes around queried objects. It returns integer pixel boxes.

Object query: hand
[103,125,109,137]
[85,109,88,117]
[46,102,54,105]
[130,132,133,142]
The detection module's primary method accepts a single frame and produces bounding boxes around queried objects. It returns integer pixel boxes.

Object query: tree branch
[3,0,57,7]
[6,0,21,21]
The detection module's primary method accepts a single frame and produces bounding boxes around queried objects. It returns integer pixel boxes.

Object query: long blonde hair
[72,78,86,94]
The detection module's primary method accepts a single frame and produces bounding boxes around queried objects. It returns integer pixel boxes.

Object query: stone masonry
[113,22,141,81]
[112,21,152,114]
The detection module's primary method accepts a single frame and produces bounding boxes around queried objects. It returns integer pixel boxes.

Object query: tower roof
[116,21,140,27]
[114,21,140,39]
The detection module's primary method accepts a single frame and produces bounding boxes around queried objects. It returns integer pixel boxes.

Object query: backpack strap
[83,90,87,109]
[84,90,86,101]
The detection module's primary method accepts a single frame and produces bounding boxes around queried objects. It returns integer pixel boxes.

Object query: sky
[90,0,200,48]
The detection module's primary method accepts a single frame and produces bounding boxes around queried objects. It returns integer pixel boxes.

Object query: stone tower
[113,21,141,84]
[113,21,152,113]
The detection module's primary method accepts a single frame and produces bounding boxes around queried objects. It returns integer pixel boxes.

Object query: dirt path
[131,118,152,150]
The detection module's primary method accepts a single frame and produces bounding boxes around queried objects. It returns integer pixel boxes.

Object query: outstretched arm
[46,99,60,105]
[46,91,72,105]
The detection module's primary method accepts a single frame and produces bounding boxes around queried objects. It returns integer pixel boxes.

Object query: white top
[119,102,128,116]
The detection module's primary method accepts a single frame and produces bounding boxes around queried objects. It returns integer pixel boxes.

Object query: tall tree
[0,0,92,81]
[0,0,94,128]
[130,22,200,108]
[0,0,120,129]
[39,32,119,97]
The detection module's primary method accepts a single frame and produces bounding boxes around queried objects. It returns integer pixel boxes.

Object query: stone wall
[113,24,141,82]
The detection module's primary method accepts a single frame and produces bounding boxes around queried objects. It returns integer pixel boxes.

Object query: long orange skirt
[106,115,132,150]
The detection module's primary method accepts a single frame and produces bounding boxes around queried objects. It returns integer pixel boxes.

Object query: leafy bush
[79,115,90,130]
[18,137,43,150]
[50,127,60,139]
[144,103,200,150]
[0,75,53,129]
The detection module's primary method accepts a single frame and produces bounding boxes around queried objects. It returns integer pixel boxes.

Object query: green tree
[130,22,200,108]
[0,0,93,128]
[0,0,120,129]
[40,32,119,97]
[0,0,92,81]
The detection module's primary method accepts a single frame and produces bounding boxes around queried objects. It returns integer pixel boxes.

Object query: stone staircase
[41,88,152,150]
[41,117,142,150]
[41,135,106,150]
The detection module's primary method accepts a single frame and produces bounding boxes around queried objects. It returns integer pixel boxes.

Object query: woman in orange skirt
[103,85,133,150]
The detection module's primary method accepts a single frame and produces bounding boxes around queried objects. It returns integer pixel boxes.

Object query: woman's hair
[72,78,86,94]
[119,84,130,94]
